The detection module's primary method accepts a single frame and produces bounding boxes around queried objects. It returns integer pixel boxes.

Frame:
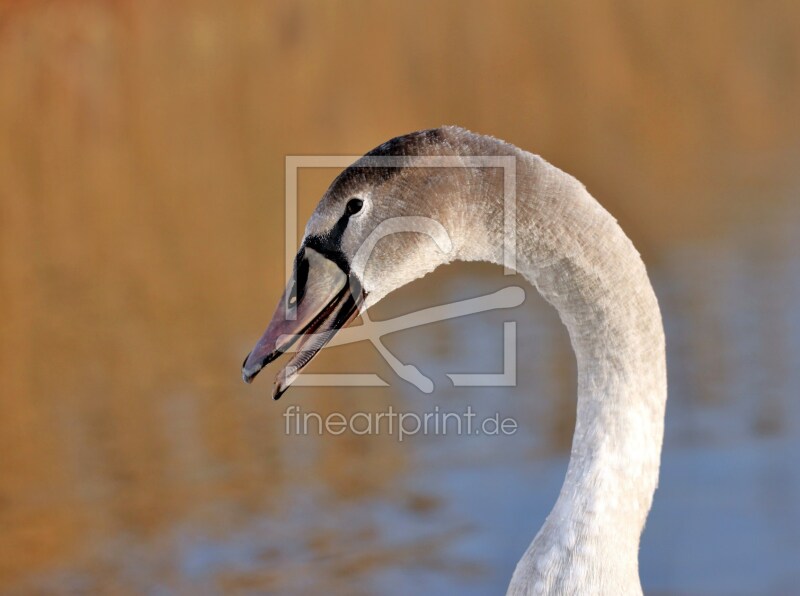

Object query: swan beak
[241,246,364,399]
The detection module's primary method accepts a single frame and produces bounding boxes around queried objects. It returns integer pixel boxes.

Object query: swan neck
[447,139,667,593]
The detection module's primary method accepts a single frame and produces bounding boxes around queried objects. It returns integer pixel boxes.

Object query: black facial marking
[303,206,353,274]
[293,247,309,304]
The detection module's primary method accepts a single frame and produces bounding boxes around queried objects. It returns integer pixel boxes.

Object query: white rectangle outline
[283,155,517,389]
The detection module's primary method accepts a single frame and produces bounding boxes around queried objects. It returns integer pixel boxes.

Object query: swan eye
[346,198,363,215]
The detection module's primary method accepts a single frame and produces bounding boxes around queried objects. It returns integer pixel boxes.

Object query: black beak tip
[241,353,261,384]
[242,348,285,385]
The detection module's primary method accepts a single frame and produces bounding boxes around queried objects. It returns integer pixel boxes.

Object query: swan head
[242,128,465,398]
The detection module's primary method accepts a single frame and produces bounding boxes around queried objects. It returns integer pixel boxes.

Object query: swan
[242,126,667,595]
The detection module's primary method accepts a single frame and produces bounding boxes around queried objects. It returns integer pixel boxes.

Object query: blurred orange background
[1,1,799,594]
